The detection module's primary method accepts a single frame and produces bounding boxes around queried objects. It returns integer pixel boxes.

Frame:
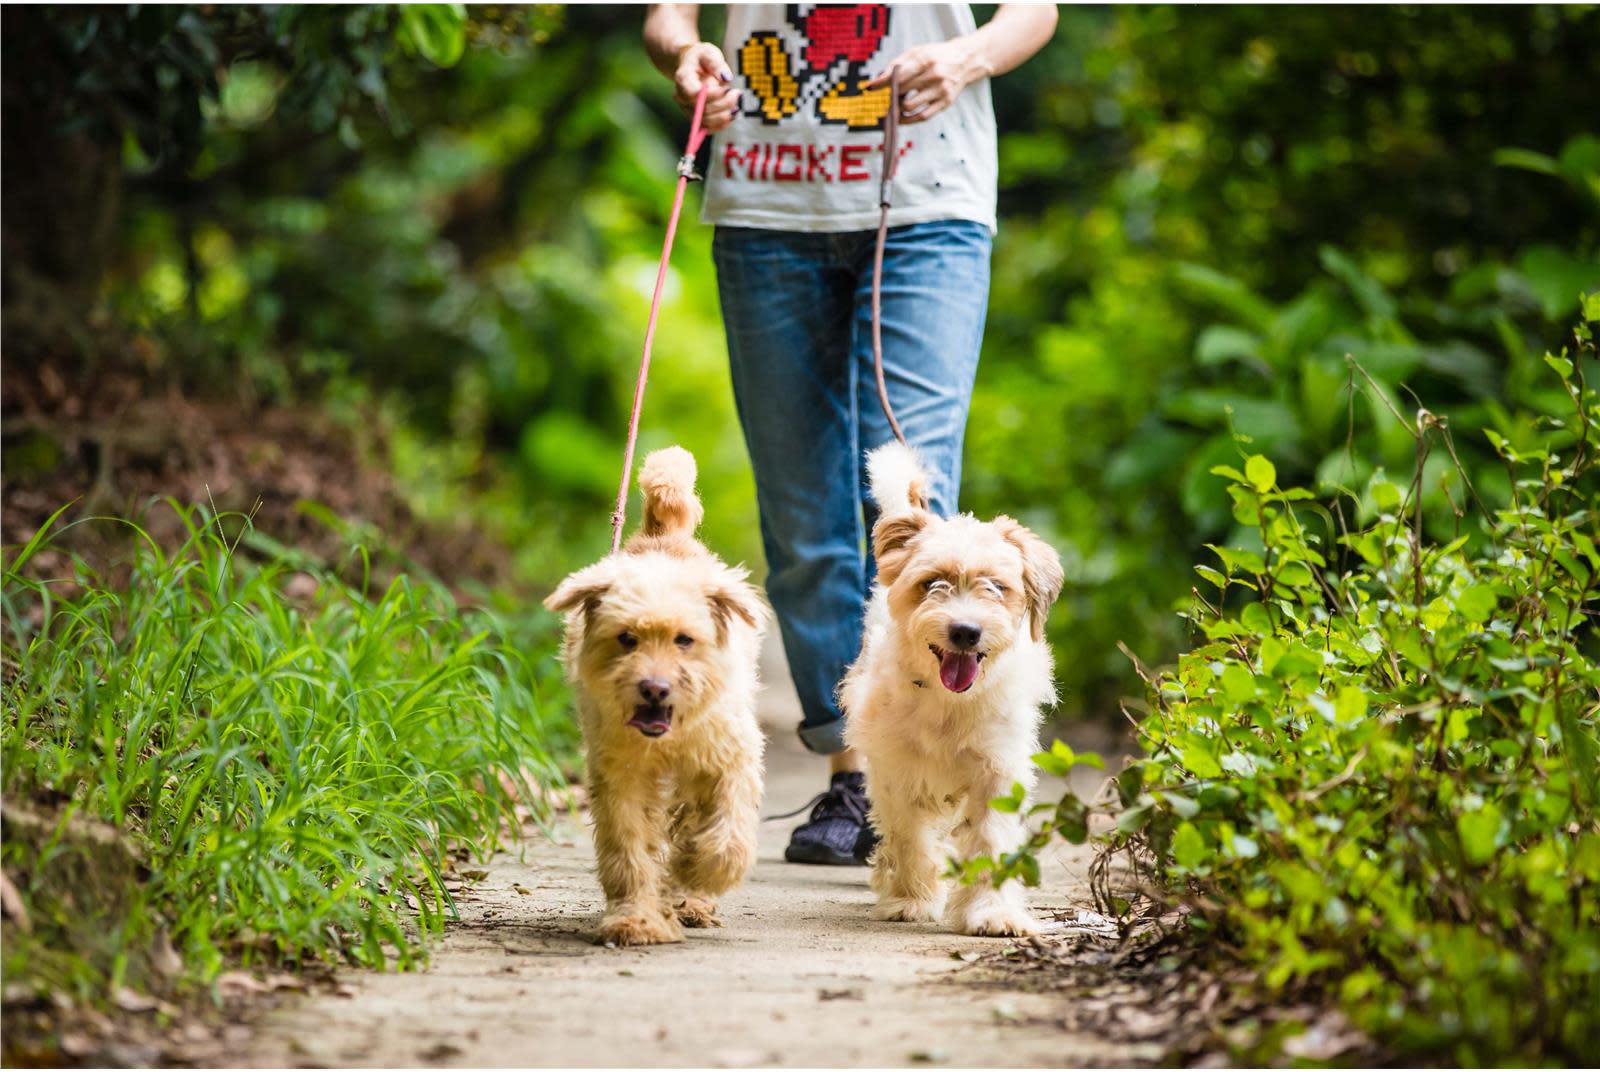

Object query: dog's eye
[618,632,638,651]
[674,634,694,648]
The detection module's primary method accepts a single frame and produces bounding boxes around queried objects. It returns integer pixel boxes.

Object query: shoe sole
[784,842,865,866]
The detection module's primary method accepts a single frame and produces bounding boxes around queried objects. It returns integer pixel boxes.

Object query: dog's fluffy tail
[638,446,704,542]
[866,441,931,516]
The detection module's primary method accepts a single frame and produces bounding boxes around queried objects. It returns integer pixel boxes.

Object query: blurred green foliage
[4,4,1598,718]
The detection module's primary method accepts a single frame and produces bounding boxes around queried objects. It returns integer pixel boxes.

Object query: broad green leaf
[989,782,1026,813]
[1334,686,1368,726]
[1195,325,1264,369]
[1220,663,1257,704]
[400,4,467,66]
[1456,584,1498,623]
[1492,147,1561,176]
[1115,802,1153,835]
[1240,602,1273,634]
[1172,822,1208,869]
[1181,740,1223,779]
[1245,454,1277,492]
[1457,805,1502,866]
[1053,795,1089,844]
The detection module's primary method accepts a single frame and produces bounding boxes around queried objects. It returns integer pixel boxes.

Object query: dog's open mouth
[628,703,674,737]
[929,645,984,693]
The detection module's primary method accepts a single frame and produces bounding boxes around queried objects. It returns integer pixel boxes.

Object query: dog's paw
[872,896,943,923]
[597,910,683,947]
[674,896,723,928]
[958,904,1041,938]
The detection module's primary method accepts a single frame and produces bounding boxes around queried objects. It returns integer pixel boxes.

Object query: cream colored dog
[842,443,1064,937]
[544,447,766,946]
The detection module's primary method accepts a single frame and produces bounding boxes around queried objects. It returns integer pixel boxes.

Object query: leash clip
[676,154,703,182]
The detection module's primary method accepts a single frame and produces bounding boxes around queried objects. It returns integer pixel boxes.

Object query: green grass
[1,501,579,1004]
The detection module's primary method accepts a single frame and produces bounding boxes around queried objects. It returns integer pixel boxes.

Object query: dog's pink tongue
[939,651,980,693]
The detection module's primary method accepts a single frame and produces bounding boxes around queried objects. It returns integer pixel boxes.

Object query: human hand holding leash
[867,38,985,125]
[672,42,740,132]
[868,4,1059,124]
[645,5,741,132]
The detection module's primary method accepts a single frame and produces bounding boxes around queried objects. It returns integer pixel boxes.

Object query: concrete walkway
[242,646,1142,1067]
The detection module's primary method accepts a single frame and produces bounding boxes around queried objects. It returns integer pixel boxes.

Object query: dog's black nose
[948,622,983,650]
[638,678,672,704]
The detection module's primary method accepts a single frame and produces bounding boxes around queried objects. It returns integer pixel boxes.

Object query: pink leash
[610,84,711,554]
[609,76,910,550]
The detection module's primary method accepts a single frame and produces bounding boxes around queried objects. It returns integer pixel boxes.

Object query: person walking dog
[644,3,1057,865]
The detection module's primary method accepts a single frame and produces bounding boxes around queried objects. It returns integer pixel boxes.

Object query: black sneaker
[782,771,874,866]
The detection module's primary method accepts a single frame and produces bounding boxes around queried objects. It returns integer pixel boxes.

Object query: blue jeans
[713,219,992,754]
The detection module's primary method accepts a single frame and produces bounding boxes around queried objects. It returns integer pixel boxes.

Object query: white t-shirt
[701,4,997,233]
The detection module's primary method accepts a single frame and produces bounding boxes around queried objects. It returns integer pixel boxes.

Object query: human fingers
[865,48,931,89]
[674,43,733,111]
[701,85,741,131]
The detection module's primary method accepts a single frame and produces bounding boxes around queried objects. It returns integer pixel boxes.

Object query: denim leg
[714,228,864,754]
[850,220,992,547]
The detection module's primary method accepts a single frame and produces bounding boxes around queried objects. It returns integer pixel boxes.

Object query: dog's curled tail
[866,441,931,516]
[638,445,704,542]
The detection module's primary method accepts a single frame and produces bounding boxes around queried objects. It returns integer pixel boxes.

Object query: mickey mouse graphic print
[702,4,997,233]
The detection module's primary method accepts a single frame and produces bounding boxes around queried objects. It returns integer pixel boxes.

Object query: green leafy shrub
[1,503,577,1003]
[975,318,1600,1062]
[975,6,1600,719]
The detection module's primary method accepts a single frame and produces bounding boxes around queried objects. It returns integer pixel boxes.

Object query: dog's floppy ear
[543,561,615,626]
[707,567,767,639]
[996,516,1064,642]
[872,510,928,587]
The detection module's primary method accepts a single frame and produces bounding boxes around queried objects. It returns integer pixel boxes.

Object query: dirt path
[242,647,1148,1068]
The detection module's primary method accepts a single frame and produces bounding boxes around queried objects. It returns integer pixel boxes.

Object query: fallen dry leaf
[151,927,184,978]
[1281,1010,1364,1060]
[59,1032,98,1058]
[0,870,31,932]
[113,986,159,1013]
[420,1041,462,1060]
[264,972,306,991]
[215,971,267,998]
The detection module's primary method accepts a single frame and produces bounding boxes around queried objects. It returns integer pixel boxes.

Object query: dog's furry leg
[947,772,1040,937]
[668,761,760,927]
[590,769,684,946]
[867,780,946,923]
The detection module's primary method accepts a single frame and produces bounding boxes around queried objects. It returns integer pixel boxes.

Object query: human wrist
[952,32,996,85]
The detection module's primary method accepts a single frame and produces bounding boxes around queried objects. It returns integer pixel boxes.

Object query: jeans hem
[797,717,849,755]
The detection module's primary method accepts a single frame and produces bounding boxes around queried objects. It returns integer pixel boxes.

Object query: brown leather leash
[871,70,908,447]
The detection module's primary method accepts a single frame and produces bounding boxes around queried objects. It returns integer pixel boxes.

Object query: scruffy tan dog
[544,447,767,946]
[842,443,1064,937]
